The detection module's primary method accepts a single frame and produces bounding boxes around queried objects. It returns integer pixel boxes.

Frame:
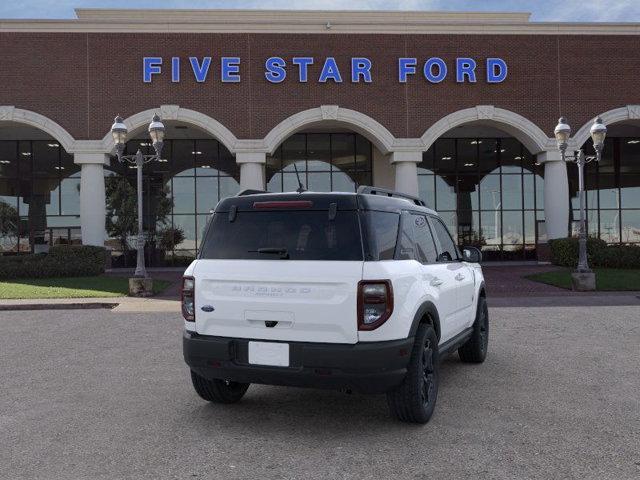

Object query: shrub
[596,245,640,269]
[157,227,185,252]
[0,245,107,280]
[549,237,640,269]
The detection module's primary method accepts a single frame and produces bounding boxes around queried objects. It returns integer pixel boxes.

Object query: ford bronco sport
[182,186,488,424]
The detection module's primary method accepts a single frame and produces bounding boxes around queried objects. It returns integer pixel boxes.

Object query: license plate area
[248,341,290,367]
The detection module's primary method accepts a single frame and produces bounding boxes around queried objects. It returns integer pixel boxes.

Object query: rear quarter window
[199,210,363,261]
[361,211,400,261]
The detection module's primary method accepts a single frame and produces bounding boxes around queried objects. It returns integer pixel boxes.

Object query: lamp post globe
[590,116,607,157]
[110,115,128,158]
[148,114,165,157]
[554,117,571,155]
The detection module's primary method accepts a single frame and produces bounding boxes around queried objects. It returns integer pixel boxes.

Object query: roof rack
[357,186,426,207]
[235,189,268,196]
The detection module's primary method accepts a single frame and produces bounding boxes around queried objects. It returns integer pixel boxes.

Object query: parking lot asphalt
[1,306,639,480]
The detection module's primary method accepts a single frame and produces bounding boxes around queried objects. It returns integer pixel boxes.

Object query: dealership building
[0,9,639,264]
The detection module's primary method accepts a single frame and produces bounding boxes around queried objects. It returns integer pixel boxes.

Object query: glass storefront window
[267,132,372,193]
[106,138,239,266]
[0,139,80,253]
[419,137,542,260]
[621,210,640,243]
[570,136,640,245]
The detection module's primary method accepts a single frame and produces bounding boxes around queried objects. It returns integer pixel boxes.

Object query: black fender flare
[408,301,442,342]
[478,280,486,298]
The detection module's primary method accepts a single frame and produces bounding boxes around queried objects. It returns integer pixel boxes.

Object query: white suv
[182,187,488,424]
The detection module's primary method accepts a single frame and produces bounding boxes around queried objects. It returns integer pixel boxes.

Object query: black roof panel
[215,191,437,215]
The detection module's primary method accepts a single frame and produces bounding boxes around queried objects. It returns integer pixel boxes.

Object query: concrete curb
[0,302,119,311]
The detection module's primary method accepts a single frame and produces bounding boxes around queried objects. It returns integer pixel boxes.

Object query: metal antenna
[292,162,306,193]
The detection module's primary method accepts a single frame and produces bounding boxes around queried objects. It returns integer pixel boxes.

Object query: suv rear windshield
[199,210,364,261]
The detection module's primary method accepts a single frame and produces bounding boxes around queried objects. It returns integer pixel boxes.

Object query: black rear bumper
[183,331,414,394]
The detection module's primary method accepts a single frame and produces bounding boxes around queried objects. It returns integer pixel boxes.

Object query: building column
[237,152,266,191]
[75,153,109,246]
[391,150,422,197]
[538,151,569,240]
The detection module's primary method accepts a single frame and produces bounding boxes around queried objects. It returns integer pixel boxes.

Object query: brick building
[0,9,639,264]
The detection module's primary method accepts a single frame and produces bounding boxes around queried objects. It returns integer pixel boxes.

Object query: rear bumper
[183,330,414,394]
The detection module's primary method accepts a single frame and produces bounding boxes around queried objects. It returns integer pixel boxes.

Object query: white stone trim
[535,151,563,164]
[571,105,640,149]
[100,105,239,155]
[421,106,553,154]
[0,106,76,152]
[236,151,266,164]
[264,106,396,155]
[390,150,423,164]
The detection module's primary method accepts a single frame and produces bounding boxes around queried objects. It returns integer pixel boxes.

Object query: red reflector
[253,200,313,209]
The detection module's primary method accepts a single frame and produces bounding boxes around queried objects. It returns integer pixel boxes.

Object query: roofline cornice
[0,9,639,35]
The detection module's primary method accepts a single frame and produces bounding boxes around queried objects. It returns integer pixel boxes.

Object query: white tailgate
[194,260,363,344]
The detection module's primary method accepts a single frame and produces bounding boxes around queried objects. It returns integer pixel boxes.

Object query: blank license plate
[248,341,289,367]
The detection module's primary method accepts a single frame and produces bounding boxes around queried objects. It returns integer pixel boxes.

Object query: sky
[0,0,639,22]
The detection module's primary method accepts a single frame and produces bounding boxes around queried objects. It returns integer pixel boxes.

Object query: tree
[104,176,174,252]
[0,200,19,251]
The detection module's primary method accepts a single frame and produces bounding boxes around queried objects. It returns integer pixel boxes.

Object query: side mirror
[462,246,482,263]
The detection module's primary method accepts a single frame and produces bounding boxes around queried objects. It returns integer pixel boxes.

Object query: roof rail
[357,186,426,207]
[235,189,268,196]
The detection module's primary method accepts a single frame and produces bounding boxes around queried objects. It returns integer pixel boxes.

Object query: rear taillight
[357,280,393,331]
[182,276,195,322]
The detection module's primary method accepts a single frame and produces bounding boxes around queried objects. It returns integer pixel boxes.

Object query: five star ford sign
[142,56,508,84]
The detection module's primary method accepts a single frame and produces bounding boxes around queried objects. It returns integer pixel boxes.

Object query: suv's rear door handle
[430,278,443,287]
[455,273,465,281]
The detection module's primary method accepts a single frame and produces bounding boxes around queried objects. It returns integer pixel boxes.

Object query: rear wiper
[249,247,290,259]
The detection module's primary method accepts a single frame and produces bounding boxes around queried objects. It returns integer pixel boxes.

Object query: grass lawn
[526,268,640,291]
[0,276,172,299]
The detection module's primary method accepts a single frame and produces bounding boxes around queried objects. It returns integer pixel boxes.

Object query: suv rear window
[199,210,363,261]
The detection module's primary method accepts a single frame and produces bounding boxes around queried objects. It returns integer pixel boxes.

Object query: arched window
[418,137,543,261]
[267,133,372,192]
[106,137,239,266]
[0,138,80,253]
[571,135,640,244]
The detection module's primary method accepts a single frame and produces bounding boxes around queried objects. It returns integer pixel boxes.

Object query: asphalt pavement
[0,306,638,479]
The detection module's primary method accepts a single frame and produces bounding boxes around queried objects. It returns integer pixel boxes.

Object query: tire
[458,296,489,364]
[190,370,250,404]
[386,323,439,424]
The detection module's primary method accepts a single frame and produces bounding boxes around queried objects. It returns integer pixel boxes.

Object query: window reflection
[419,137,542,260]
[570,136,640,245]
[106,138,239,266]
[267,133,372,193]
[0,140,80,253]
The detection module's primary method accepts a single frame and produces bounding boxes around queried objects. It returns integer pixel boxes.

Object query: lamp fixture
[552,115,607,283]
[110,112,166,281]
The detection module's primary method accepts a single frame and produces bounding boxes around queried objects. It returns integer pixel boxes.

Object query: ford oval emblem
[201,305,215,312]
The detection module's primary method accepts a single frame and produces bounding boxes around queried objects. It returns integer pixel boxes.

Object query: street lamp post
[553,116,607,290]
[111,114,165,293]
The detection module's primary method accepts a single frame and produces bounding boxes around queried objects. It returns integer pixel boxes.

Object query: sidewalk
[0,296,180,312]
[1,265,638,312]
